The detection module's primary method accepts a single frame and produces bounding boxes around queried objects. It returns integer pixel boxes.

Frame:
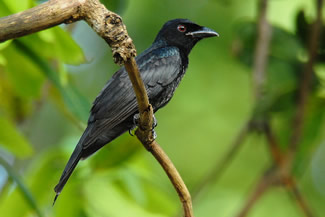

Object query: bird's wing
[82,47,182,148]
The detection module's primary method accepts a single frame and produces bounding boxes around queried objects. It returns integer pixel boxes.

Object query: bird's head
[154,19,219,55]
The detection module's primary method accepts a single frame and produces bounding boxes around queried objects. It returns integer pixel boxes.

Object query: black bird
[54,18,218,204]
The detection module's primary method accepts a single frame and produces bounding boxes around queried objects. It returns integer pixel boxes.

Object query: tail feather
[53,144,83,205]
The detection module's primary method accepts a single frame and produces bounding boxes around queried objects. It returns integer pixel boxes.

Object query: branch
[289,0,323,157]
[0,0,82,42]
[235,169,277,217]
[0,0,193,216]
[191,120,251,200]
[124,55,194,217]
[0,0,135,65]
[252,0,272,99]
[283,176,315,217]
[263,123,315,217]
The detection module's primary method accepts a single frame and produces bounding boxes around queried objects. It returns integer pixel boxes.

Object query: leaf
[0,156,44,217]
[50,27,85,65]
[3,45,45,99]
[14,40,91,122]
[84,174,167,217]
[0,115,33,158]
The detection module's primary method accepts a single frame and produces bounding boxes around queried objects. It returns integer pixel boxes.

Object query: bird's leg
[131,113,157,140]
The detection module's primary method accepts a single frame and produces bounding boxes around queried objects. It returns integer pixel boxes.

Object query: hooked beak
[186,26,219,38]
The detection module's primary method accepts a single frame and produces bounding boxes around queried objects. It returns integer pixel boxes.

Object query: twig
[191,120,251,200]
[283,176,315,217]
[288,0,323,159]
[0,156,45,217]
[0,1,193,216]
[262,122,285,167]
[252,0,272,99]
[263,123,316,217]
[125,58,194,217]
[236,169,277,217]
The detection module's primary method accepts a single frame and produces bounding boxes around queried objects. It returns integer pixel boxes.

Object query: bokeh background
[0,0,324,217]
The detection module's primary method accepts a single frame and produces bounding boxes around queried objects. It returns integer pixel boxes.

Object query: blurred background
[0,0,324,216]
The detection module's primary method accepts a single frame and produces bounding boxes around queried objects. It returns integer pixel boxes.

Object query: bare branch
[289,0,323,157]
[0,0,83,42]
[124,56,194,217]
[283,176,315,217]
[252,0,272,99]
[191,120,251,200]
[263,123,316,217]
[0,0,136,65]
[235,169,277,217]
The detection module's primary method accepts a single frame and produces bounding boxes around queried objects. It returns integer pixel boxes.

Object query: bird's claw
[129,125,136,136]
[130,113,158,139]
[152,129,157,140]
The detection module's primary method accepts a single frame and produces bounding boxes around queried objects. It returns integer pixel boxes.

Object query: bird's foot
[132,113,157,129]
[130,113,157,139]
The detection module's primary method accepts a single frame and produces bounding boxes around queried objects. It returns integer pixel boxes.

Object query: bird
[53,18,218,204]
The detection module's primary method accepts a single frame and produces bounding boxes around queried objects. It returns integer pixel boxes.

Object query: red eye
[177,24,186,32]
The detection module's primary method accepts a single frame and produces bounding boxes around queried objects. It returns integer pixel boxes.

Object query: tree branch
[236,169,277,217]
[263,123,315,217]
[252,0,272,99]
[289,0,323,158]
[0,0,193,216]
[124,55,194,217]
[0,0,136,65]
[0,0,83,43]
[191,120,251,201]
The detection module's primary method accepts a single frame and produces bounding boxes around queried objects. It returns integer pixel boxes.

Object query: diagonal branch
[125,56,194,217]
[288,0,323,160]
[191,120,251,201]
[263,122,315,217]
[235,169,277,217]
[0,0,193,216]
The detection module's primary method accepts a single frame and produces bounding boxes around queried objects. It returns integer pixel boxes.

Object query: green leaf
[0,156,44,217]
[84,174,167,217]
[0,115,33,158]
[49,27,85,65]
[3,45,45,99]
[14,40,90,122]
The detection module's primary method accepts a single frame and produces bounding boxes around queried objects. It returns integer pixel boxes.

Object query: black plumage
[54,19,218,203]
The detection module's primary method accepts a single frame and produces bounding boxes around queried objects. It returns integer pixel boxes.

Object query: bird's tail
[53,144,83,205]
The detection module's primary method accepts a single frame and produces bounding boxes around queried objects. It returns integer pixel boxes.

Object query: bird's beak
[186,26,219,38]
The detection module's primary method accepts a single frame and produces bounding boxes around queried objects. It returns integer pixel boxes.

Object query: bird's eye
[177,24,186,32]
